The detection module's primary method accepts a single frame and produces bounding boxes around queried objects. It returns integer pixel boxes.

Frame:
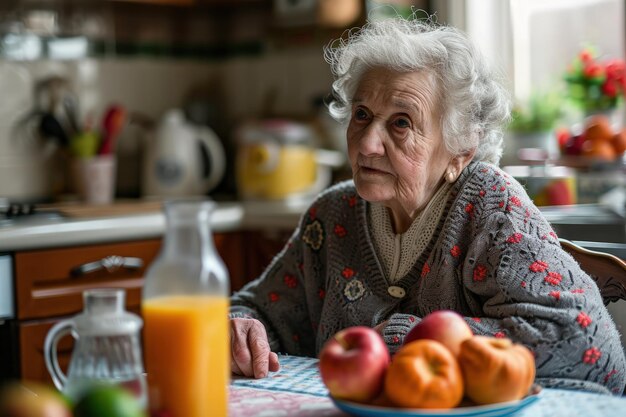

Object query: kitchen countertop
[0,199,312,252]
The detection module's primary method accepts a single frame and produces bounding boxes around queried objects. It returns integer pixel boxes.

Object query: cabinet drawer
[15,239,161,320]
[19,319,70,384]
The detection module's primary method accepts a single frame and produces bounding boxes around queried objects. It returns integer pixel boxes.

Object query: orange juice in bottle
[142,200,230,417]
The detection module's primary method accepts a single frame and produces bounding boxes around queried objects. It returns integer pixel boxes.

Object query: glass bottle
[142,199,230,417]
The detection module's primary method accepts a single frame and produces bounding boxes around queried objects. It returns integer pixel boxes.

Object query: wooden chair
[559,238,626,305]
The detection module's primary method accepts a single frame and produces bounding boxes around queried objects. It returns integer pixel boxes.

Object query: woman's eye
[393,118,410,129]
[354,108,368,121]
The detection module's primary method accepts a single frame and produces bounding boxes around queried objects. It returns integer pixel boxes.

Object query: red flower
[334,224,347,237]
[269,292,280,302]
[348,195,358,207]
[408,316,416,323]
[471,317,481,322]
[507,233,523,243]
[529,260,548,272]
[494,331,506,338]
[544,272,563,286]
[549,291,561,301]
[341,267,355,279]
[576,312,592,328]
[392,336,400,343]
[572,288,585,294]
[510,196,522,207]
[465,203,474,217]
[421,262,430,278]
[479,189,486,197]
[284,274,297,288]
[521,281,527,288]
[473,264,488,282]
[604,369,618,383]
[583,347,602,364]
[318,288,326,299]
[450,245,461,258]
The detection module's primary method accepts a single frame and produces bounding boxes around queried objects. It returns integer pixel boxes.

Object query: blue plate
[331,393,541,417]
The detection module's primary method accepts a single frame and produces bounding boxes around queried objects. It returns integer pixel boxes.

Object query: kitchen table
[229,355,626,417]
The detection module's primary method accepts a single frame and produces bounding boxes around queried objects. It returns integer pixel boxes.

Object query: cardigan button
[387,286,406,298]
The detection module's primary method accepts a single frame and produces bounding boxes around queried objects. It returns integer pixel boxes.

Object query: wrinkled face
[347,67,454,219]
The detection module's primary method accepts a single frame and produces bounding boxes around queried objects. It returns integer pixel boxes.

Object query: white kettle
[143,109,226,197]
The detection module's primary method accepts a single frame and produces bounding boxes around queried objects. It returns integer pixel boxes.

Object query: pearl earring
[445,171,456,183]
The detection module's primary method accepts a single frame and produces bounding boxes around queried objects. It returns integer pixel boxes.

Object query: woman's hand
[230,318,280,378]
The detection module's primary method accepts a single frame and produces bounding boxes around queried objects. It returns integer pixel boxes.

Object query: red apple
[403,310,473,357]
[319,326,390,402]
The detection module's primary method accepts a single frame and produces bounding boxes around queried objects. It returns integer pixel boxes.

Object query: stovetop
[0,198,64,228]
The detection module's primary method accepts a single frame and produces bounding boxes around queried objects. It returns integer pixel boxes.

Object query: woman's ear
[445,150,476,183]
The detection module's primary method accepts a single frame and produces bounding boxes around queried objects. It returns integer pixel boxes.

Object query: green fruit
[73,385,145,417]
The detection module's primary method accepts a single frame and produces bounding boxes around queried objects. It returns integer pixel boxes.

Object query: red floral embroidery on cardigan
[577,312,592,328]
[465,203,475,217]
[318,289,326,299]
[284,274,297,288]
[529,260,548,272]
[500,186,506,192]
[604,369,618,383]
[583,347,601,364]
[346,195,357,207]
[392,336,400,343]
[308,207,317,219]
[473,264,487,281]
[549,291,561,300]
[409,316,416,323]
[341,267,355,279]
[507,233,522,243]
[472,317,481,322]
[544,272,563,286]
[550,231,558,239]
[521,281,527,288]
[481,168,489,173]
[572,289,585,294]
[269,292,280,302]
[450,245,461,258]
[510,196,522,206]
[479,189,486,197]
[421,262,430,278]
[334,224,347,237]
[494,331,506,338]
[499,201,505,208]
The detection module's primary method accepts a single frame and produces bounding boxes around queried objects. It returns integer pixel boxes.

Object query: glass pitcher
[44,288,147,407]
[142,199,230,417]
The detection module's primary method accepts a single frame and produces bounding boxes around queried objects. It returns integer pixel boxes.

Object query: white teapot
[143,109,226,197]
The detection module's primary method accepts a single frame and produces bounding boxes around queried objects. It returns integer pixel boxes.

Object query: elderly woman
[229,16,626,395]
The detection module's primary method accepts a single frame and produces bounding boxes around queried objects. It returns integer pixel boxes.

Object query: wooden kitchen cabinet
[10,232,249,384]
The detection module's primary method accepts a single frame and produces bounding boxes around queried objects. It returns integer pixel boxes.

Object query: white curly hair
[323,15,511,165]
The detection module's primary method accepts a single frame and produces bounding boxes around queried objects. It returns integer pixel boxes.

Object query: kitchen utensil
[44,288,147,407]
[99,105,126,155]
[143,109,226,197]
[235,119,343,200]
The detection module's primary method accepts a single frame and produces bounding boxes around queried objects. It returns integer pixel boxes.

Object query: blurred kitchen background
[0,0,624,239]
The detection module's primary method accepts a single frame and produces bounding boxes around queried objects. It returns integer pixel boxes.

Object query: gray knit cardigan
[230,161,626,395]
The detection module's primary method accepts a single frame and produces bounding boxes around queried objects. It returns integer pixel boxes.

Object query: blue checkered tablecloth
[231,354,328,397]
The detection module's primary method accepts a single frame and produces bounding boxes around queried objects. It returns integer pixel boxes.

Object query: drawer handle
[70,256,144,277]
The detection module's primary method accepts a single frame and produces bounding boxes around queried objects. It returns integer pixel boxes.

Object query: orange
[384,339,464,409]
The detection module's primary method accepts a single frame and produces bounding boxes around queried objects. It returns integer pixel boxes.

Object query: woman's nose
[357,123,385,156]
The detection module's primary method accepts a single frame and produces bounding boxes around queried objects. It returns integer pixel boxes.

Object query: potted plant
[564,46,626,117]
[503,91,563,164]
